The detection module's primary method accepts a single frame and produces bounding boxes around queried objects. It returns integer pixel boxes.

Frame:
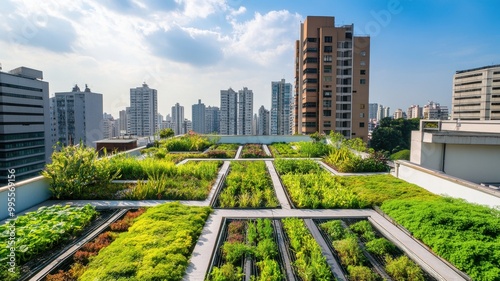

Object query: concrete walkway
[265,160,291,209]
[262,144,272,156]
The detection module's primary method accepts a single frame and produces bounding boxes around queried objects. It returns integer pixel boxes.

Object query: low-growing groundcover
[218,161,279,208]
[79,203,211,281]
[381,197,500,281]
[0,205,97,281]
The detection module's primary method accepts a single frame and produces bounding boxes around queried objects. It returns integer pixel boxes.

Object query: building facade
[205,106,220,134]
[423,101,449,120]
[258,106,270,135]
[0,67,50,184]
[271,79,292,135]
[192,99,206,134]
[452,65,500,120]
[293,16,370,140]
[172,103,185,135]
[129,83,158,137]
[238,87,254,135]
[407,105,422,119]
[54,84,103,147]
[220,88,238,135]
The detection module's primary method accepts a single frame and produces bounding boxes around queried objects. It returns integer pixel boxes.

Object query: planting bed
[206,218,287,281]
[316,218,435,281]
[269,141,332,158]
[206,143,240,158]
[0,205,118,281]
[77,203,211,281]
[112,160,223,200]
[215,161,279,208]
[240,144,271,158]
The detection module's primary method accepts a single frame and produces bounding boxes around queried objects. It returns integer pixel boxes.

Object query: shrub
[208,263,244,281]
[365,238,397,257]
[347,265,379,281]
[385,256,424,281]
[273,159,322,174]
[390,149,410,160]
[333,237,366,267]
[349,220,376,241]
[43,145,121,199]
[320,220,346,241]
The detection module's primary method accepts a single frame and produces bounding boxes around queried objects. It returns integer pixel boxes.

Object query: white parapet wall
[393,160,500,208]
[0,176,51,220]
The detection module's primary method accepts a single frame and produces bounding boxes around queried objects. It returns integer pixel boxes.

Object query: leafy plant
[320,220,346,241]
[240,144,270,158]
[0,205,97,280]
[273,159,322,174]
[349,220,376,241]
[385,256,424,281]
[333,236,366,267]
[218,161,278,208]
[43,144,121,199]
[365,238,397,257]
[79,203,211,281]
[282,218,334,281]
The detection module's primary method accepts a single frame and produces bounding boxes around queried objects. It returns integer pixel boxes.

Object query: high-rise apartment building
[393,108,405,119]
[55,84,103,147]
[452,65,500,120]
[192,99,206,134]
[407,105,422,119]
[271,79,292,135]
[0,66,50,184]
[119,109,127,136]
[423,101,448,120]
[258,106,270,135]
[129,83,158,137]
[172,103,185,135]
[238,87,253,135]
[368,103,378,121]
[205,106,220,134]
[220,88,238,135]
[293,16,370,140]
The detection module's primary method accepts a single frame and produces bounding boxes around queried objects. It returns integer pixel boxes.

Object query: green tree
[158,128,174,139]
[370,127,403,153]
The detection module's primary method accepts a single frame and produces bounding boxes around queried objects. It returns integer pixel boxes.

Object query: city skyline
[1,1,500,118]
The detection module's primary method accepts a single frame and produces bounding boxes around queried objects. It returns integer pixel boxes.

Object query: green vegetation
[0,205,97,281]
[381,197,500,281]
[46,209,145,281]
[207,143,239,158]
[385,256,424,281]
[269,142,332,158]
[80,203,211,281]
[370,117,420,154]
[273,158,322,174]
[218,161,279,208]
[43,144,121,199]
[123,161,222,200]
[208,219,284,281]
[282,218,334,280]
[162,132,213,151]
[389,149,410,161]
[240,144,270,158]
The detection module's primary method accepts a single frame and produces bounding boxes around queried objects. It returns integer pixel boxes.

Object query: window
[304,68,318,74]
[323,91,332,97]
[360,61,366,66]
[360,104,365,109]
[324,121,332,128]
[303,78,318,84]
[324,65,332,73]
[323,110,332,116]
[323,76,332,82]
[304,112,317,117]
[324,46,333,53]
[323,100,332,108]
[360,79,366,84]
[307,38,317,42]
[323,55,333,62]
[359,122,365,127]
[360,51,366,56]
[324,36,332,42]
[304,57,318,63]
[360,113,365,118]
[360,70,366,75]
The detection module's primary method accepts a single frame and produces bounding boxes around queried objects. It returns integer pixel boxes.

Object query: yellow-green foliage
[79,203,211,281]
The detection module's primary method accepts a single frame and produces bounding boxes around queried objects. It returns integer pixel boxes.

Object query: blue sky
[1,0,499,118]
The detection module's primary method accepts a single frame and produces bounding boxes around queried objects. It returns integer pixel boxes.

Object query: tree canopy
[370,118,420,153]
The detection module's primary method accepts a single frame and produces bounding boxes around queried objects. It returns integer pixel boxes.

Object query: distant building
[271,79,292,135]
[101,113,119,139]
[253,114,258,135]
[220,88,238,135]
[0,66,50,184]
[368,103,378,121]
[95,138,137,153]
[407,105,423,119]
[393,108,405,119]
[55,84,103,147]
[423,101,449,120]
[452,65,500,120]
[205,106,220,134]
[377,104,390,121]
[238,87,253,135]
[192,99,206,134]
[119,109,127,136]
[183,119,192,134]
[258,106,270,135]
[293,16,370,140]
[129,83,158,137]
[172,103,185,135]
